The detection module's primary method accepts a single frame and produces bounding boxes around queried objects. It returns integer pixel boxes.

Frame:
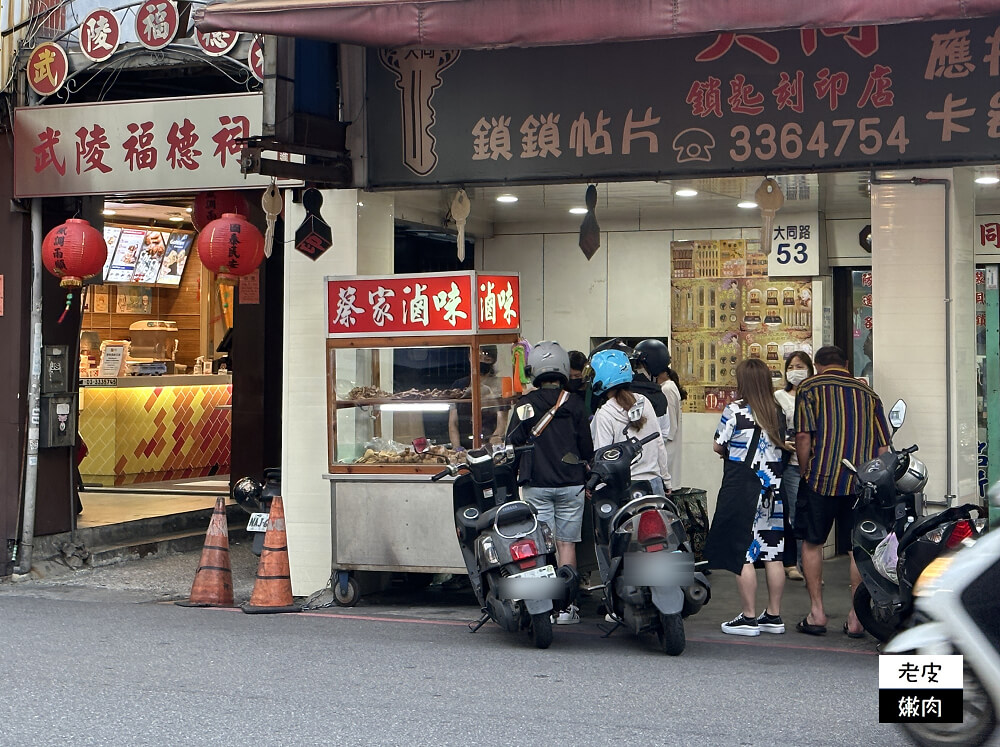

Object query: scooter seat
[474,501,537,532]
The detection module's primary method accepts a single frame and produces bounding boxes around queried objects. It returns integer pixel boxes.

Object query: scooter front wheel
[530,613,553,649]
[657,612,685,656]
[901,664,996,746]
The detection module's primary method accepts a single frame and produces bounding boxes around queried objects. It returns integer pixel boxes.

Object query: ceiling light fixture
[102,209,116,216]
[675,188,698,197]
[569,207,588,215]
[169,214,184,222]
[975,175,1000,185]
[496,194,518,203]
[185,206,193,213]
[737,201,758,209]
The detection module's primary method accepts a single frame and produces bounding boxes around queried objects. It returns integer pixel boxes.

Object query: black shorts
[794,481,855,547]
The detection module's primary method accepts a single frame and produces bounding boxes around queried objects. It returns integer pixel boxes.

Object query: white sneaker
[554,604,581,624]
[604,612,622,624]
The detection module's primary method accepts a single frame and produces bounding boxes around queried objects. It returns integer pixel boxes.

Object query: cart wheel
[333,576,361,607]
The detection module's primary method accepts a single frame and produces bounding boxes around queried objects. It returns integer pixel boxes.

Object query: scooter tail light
[510,539,538,562]
[637,511,669,544]
[945,520,974,549]
[645,543,665,552]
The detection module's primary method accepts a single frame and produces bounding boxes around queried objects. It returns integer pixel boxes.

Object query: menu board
[101,226,122,280]
[670,238,813,413]
[104,227,146,283]
[155,232,193,286]
[130,230,168,284]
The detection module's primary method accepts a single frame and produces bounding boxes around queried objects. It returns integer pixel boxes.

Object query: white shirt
[591,393,671,488]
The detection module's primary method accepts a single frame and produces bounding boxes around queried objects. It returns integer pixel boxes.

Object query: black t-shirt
[506,386,594,487]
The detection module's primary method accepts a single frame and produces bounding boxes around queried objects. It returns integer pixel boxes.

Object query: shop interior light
[675,188,698,197]
[380,403,452,412]
[569,207,588,214]
[169,214,184,222]
[975,175,1000,185]
[185,207,192,213]
[737,201,758,209]
[496,194,518,203]
[102,209,116,216]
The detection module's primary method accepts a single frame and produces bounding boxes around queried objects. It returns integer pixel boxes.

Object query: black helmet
[233,476,263,511]
[633,339,671,377]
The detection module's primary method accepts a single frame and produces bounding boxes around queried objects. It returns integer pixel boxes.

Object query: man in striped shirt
[793,345,891,637]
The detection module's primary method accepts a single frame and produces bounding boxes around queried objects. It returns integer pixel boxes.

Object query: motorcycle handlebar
[900,445,919,455]
[431,468,451,481]
[586,473,601,492]
[640,432,660,446]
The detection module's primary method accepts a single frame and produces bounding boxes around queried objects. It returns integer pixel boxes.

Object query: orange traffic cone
[242,495,300,614]
[176,496,234,607]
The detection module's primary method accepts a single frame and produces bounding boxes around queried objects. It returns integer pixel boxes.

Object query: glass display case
[326,335,520,472]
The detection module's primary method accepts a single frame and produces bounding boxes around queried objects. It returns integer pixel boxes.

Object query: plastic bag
[872,532,899,584]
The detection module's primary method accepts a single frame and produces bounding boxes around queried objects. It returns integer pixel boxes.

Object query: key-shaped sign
[755,178,784,255]
[379,48,460,177]
[261,180,282,258]
[450,189,471,262]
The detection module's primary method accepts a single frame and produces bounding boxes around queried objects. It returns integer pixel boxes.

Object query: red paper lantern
[192,190,249,231]
[197,213,266,284]
[41,218,108,288]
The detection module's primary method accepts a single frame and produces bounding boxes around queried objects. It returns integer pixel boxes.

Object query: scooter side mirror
[842,458,857,475]
[888,399,906,431]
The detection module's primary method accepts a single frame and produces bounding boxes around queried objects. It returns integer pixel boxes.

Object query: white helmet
[527,340,570,385]
[895,456,928,494]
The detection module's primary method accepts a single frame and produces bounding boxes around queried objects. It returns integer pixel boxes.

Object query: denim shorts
[521,485,586,542]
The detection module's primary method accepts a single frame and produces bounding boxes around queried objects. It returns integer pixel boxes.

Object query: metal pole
[15,198,44,574]
[986,265,1000,525]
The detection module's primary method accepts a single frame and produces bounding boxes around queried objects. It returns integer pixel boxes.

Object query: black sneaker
[721,613,760,637]
[756,611,785,634]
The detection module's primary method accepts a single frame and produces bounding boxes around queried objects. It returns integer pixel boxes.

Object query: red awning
[195,0,1000,49]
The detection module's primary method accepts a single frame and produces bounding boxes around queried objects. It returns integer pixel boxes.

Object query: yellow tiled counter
[79,375,232,486]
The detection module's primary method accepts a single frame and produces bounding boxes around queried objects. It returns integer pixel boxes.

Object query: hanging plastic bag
[872,532,899,584]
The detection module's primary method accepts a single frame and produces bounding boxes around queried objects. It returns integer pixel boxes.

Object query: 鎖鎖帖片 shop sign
[326,272,520,337]
[366,19,1000,187]
[13,93,299,198]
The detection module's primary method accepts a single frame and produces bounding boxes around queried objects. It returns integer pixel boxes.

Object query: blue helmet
[590,349,633,396]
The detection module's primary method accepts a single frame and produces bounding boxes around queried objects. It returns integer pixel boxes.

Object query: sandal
[796,617,827,636]
[843,622,866,639]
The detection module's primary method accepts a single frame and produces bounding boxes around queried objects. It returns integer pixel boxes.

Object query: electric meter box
[39,394,76,448]
[42,345,70,394]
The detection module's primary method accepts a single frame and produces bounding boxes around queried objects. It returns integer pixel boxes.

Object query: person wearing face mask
[567,350,588,397]
[774,351,814,581]
[448,345,506,449]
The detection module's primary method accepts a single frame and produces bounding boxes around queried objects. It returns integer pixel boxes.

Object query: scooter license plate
[247,513,270,532]
[499,564,559,601]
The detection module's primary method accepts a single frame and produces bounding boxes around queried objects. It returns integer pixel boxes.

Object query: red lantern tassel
[57,291,73,324]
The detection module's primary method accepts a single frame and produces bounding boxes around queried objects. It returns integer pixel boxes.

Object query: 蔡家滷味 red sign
[326,272,520,337]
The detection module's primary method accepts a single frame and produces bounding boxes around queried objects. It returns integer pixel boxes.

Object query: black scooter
[586,407,710,655]
[846,399,983,641]
[232,468,281,556]
[432,430,577,649]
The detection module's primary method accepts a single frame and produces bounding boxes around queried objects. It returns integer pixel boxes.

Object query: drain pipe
[15,198,44,574]
[868,172,954,501]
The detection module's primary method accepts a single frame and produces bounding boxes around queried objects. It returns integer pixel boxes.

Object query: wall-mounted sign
[13,93,291,197]
[80,9,121,63]
[366,19,1000,187]
[249,36,264,83]
[767,213,820,276]
[326,271,521,337]
[135,1,179,51]
[196,29,239,57]
[27,42,68,97]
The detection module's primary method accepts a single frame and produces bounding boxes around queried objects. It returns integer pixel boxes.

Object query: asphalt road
[1,569,909,747]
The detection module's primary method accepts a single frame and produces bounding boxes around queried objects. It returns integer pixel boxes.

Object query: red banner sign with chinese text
[326,272,520,337]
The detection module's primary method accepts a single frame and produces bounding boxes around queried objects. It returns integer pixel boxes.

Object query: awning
[194,0,1000,49]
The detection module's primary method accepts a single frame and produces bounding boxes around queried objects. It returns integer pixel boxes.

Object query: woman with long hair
[774,351,814,581]
[589,349,671,495]
[704,358,788,637]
